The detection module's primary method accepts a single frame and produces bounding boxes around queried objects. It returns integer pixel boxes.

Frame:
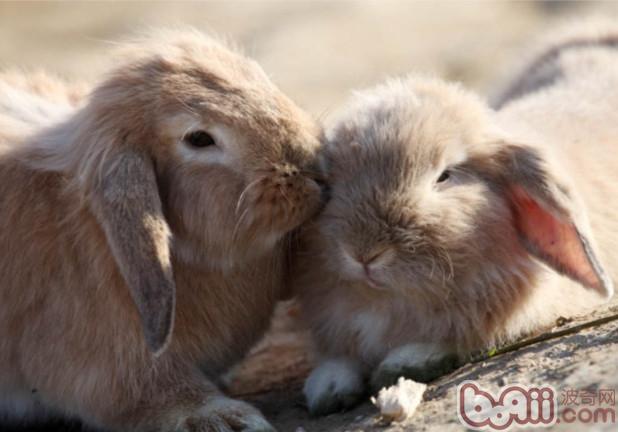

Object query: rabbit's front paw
[303,358,364,416]
[181,396,275,432]
[371,343,459,391]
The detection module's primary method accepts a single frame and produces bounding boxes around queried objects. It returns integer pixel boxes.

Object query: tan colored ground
[2,1,618,431]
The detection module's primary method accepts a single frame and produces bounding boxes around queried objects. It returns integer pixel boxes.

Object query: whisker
[278,185,293,208]
[439,247,455,281]
[233,207,251,243]
[236,177,264,215]
[300,169,326,178]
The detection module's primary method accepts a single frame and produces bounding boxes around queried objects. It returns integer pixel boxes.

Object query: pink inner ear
[509,186,603,291]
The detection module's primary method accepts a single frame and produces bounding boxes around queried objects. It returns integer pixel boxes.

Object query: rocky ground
[230,301,618,431]
[2,1,618,431]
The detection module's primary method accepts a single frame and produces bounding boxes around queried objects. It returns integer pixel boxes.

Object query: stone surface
[230,301,618,431]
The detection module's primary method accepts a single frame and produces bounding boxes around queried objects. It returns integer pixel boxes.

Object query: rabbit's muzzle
[235,162,324,240]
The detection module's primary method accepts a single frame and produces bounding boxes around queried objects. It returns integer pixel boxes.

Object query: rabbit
[0,28,326,431]
[294,22,618,416]
[492,17,618,109]
[0,71,84,150]
[0,69,87,110]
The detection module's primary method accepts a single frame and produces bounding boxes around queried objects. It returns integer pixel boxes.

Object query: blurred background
[3,2,618,430]
[2,1,618,118]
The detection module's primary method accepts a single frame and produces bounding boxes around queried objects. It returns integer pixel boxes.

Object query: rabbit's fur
[0,69,87,109]
[0,29,324,431]
[493,17,618,108]
[0,71,85,149]
[296,24,618,415]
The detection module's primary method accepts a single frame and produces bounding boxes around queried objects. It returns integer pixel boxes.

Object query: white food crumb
[371,377,427,423]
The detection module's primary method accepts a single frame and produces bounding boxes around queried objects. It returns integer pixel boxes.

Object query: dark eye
[437,169,451,183]
[184,130,216,148]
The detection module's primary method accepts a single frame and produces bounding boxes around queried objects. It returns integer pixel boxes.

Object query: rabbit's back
[0,72,79,152]
[0,152,139,421]
[497,34,618,292]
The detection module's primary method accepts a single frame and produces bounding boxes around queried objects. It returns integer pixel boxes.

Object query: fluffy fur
[0,71,85,150]
[492,16,618,108]
[0,29,324,431]
[295,22,618,415]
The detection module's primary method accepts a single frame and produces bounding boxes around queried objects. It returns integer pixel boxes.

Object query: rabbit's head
[313,76,612,308]
[32,30,325,354]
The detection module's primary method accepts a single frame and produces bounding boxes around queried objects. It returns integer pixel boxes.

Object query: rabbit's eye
[184,130,216,148]
[437,170,451,183]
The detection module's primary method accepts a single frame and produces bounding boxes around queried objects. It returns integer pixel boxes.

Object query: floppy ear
[90,148,175,355]
[495,144,613,300]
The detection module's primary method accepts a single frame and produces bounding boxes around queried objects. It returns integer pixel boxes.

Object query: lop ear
[493,144,613,300]
[90,148,175,355]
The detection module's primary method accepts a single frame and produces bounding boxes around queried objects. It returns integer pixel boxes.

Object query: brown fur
[0,29,324,431]
[0,71,86,149]
[295,23,618,413]
[0,69,88,107]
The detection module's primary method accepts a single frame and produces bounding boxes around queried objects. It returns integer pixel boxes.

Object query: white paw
[371,343,458,391]
[182,396,275,432]
[303,358,364,416]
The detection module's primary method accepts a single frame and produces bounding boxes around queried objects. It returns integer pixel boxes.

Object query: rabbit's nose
[357,259,383,289]
[359,257,378,279]
[361,247,392,266]
[271,163,299,178]
[361,262,372,278]
[340,244,394,288]
[281,166,299,177]
[359,246,394,272]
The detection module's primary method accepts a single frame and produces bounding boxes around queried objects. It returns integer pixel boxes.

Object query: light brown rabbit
[0,69,87,109]
[0,71,85,149]
[0,29,325,431]
[295,23,618,416]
